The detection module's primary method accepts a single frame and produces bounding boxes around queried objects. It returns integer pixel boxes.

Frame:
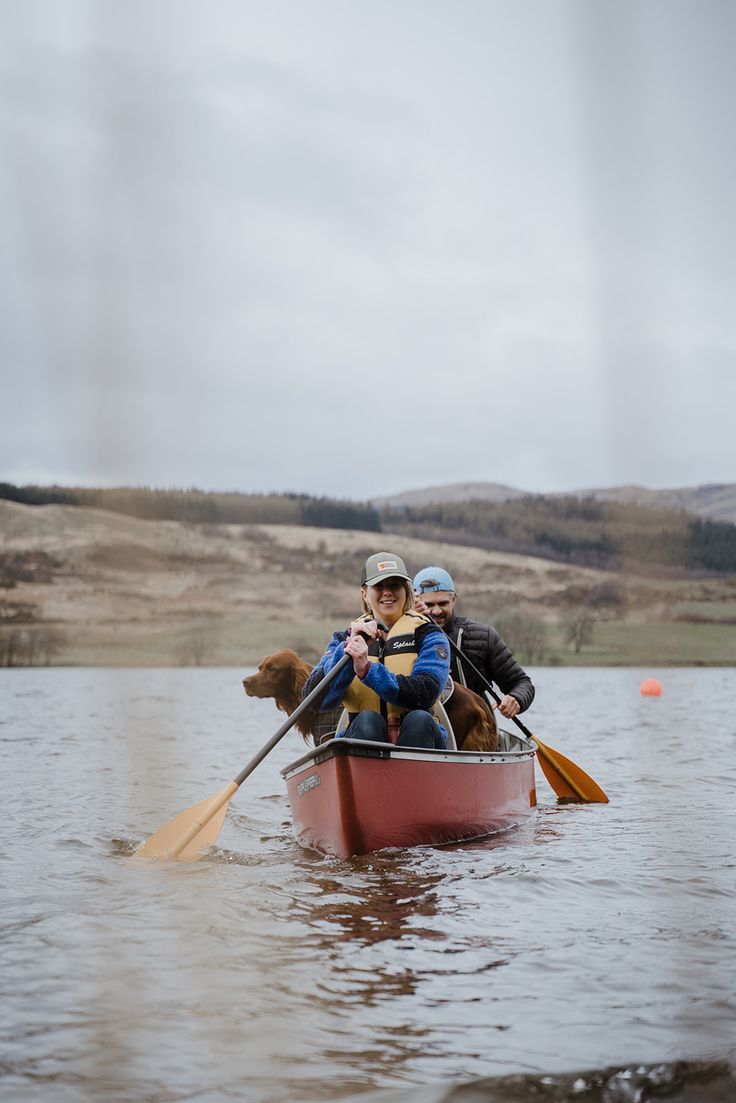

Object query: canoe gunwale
[281,733,537,780]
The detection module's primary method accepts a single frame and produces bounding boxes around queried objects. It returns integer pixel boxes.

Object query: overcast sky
[1,0,734,501]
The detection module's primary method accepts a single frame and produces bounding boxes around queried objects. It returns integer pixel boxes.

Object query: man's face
[414,589,456,628]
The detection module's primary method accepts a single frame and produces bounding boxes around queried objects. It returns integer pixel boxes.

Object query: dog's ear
[292,661,309,698]
[289,663,300,698]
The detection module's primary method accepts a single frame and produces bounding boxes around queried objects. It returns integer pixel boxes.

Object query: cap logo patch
[377,560,398,571]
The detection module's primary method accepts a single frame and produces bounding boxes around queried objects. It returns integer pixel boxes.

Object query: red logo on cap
[377,560,398,571]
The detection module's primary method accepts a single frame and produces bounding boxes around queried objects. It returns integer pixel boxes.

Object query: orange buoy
[640,678,662,697]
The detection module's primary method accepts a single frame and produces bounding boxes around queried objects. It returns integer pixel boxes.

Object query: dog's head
[243,649,310,705]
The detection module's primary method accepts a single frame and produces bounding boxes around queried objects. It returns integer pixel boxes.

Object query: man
[412,566,534,719]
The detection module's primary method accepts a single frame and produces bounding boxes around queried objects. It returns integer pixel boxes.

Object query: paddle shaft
[234,651,352,786]
[138,649,356,859]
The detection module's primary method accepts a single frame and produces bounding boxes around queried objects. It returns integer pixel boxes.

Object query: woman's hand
[349,618,377,640]
[345,632,371,678]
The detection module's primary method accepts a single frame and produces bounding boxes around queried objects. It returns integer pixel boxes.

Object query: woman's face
[363,577,406,626]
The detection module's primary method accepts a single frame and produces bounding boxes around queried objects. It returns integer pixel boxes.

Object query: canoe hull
[281,737,537,858]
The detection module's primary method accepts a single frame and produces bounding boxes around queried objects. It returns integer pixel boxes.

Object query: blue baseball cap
[413,566,456,594]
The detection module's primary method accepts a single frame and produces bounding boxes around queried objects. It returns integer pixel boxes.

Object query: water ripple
[1,666,735,1103]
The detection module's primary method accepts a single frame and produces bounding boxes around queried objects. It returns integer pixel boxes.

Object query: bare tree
[563,610,594,654]
[176,631,215,666]
[0,628,66,666]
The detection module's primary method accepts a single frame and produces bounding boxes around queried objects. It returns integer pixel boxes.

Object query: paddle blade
[136,782,238,861]
[532,737,608,803]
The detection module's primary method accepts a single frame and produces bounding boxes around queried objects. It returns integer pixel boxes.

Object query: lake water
[1,667,735,1103]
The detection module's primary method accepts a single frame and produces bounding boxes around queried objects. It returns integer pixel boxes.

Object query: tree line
[382,495,736,574]
[0,483,381,533]
[3,482,736,574]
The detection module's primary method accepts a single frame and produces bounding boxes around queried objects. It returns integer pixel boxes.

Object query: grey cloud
[1,2,734,499]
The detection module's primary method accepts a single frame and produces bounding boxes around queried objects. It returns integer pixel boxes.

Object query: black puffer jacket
[445,615,535,713]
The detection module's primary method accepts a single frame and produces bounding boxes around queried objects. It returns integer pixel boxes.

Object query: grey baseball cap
[362,552,412,587]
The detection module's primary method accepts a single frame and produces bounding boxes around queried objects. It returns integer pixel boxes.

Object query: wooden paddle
[137,651,354,860]
[439,631,608,803]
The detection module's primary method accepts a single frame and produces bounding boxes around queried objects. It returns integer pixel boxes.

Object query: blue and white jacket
[302,619,450,737]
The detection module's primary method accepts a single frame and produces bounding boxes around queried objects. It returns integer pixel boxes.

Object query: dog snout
[243,672,268,697]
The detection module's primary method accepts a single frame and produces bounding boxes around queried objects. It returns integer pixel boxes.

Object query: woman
[302,552,450,749]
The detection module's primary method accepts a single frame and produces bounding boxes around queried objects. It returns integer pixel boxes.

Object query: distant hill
[569,483,736,524]
[2,500,735,667]
[3,480,736,577]
[0,482,381,532]
[374,481,736,524]
[0,499,618,666]
[380,495,736,574]
[372,482,527,509]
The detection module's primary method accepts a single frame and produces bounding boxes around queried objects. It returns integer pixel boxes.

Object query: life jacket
[342,610,433,721]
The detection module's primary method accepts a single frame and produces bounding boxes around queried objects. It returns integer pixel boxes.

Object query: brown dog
[442,680,498,752]
[243,648,497,751]
[243,649,325,742]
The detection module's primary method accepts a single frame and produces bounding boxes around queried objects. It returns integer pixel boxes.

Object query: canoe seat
[434,699,458,750]
[334,705,457,750]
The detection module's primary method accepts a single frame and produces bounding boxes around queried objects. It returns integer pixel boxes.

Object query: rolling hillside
[2,500,735,667]
[374,481,736,524]
[4,481,735,574]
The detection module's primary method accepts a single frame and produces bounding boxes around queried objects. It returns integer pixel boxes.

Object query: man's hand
[414,595,429,616]
[495,694,520,719]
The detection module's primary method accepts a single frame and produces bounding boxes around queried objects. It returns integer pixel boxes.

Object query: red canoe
[281,732,537,858]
